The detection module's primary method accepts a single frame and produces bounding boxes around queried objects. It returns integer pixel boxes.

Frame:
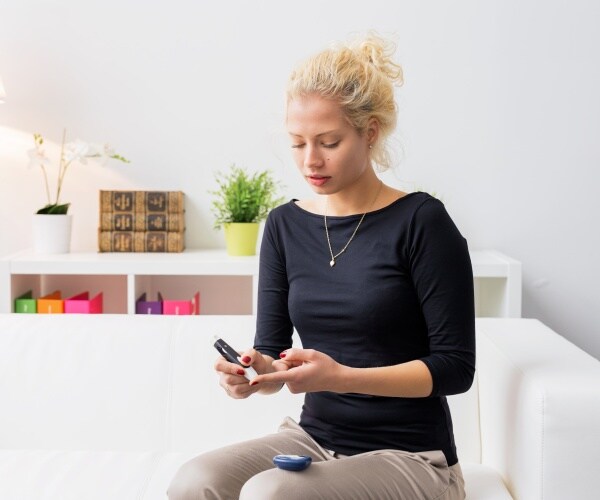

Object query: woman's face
[286,94,373,195]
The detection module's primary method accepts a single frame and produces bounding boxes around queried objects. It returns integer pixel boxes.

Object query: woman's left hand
[249,348,346,393]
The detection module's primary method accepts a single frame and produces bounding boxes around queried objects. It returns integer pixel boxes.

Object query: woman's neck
[324,171,383,216]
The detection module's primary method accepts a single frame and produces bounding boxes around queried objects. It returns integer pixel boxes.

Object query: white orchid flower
[27,146,51,169]
[84,142,111,165]
[86,143,104,157]
[28,130,129,214]
[77,142,112,165]
[64,139,90,164]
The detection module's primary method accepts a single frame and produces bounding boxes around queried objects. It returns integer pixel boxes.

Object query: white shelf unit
[0,249,521,317]
[470,250,521,317]
[1,250,257,315]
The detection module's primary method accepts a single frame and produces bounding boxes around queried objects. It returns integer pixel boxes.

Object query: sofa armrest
[476,318,600,500]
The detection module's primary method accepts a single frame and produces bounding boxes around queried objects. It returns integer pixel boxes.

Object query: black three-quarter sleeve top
[254,192,475,466]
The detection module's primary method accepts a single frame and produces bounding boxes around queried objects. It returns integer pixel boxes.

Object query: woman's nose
[304,145,324,169]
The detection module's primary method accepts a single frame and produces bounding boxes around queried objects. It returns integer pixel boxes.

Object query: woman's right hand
[214,348,284,399]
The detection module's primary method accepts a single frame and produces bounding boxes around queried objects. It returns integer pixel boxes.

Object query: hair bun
[352,33,404,86]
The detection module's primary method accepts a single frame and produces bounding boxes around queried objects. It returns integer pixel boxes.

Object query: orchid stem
[40,164,51,205]
[55,128,67,205]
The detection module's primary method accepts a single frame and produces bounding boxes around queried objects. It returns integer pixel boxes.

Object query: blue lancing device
[272,455,312,471]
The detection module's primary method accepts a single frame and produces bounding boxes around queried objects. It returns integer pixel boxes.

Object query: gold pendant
[330,259,335,267]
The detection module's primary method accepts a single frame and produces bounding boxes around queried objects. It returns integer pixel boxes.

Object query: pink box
[64,292,103,314]
[162,292,200,315]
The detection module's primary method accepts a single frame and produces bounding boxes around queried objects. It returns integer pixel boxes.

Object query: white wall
[1,0,598,359]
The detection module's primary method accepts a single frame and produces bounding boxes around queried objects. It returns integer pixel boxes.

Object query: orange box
[64,292,103,314]
[162,292,200,315]
[37,291,64,314]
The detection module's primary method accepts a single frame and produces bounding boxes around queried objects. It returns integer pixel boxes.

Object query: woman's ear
[366,118,379,146]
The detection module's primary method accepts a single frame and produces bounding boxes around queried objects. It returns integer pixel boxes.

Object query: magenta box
[162,292,200,315]
[64,292,103,314]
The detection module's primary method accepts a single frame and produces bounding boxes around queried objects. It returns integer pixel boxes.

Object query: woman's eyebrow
[288,129,340,138]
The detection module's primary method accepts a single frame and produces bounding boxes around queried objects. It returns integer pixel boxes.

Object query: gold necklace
[324,180,383,267]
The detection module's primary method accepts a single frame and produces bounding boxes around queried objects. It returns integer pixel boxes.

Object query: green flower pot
[224,223,260,256]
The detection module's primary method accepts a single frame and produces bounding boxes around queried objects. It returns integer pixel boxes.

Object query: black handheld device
[213,336,258,381]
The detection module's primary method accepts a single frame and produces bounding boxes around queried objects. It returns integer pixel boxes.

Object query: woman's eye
[323,141,340,149]
[291,144,305,149]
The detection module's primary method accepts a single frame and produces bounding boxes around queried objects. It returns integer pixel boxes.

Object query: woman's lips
[307,175,330,187]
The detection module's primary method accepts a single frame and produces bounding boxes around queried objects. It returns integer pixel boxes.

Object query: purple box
[136,292,163,315]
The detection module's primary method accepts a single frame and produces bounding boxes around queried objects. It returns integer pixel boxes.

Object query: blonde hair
[286,33,404,172]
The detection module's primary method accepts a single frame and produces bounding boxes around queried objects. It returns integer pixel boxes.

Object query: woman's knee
[167,454,227,500]
[239,468,297,500]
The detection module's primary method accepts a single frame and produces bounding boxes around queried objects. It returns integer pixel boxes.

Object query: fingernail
[242,356,251,363]
[249,380,259,386]
[279,352,287,358]
[237,369,245,376]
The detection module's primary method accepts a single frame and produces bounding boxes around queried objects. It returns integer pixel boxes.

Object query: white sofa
[0,314,598,500]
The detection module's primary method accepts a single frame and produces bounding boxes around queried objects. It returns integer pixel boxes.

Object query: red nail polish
[279,352,287,358]
[250,380,259,386]
[237,369,245,376]
[242,356,251,363]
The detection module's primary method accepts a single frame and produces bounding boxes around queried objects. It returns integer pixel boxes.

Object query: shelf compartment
[133,275,252,315]
[10,274,127,314]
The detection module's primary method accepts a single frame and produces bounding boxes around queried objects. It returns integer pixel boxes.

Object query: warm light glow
[0,76,6,103]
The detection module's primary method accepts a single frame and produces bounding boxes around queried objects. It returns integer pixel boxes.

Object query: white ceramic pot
[32,214,73,254]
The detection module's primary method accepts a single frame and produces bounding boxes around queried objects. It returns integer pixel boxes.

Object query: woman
[169,33,474,500]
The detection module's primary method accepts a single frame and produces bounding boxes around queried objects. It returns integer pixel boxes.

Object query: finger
[224,383,243,399]
[220,372,249,387]
[271,359,294,372]
[249,369,296,387]
[278,348,314,362]
[223,380,259,399]
[238,348,259,366]
[214,358,247,377]
[274,358,302,371]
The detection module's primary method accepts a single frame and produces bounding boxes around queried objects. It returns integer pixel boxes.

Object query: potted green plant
[210,165,284,256]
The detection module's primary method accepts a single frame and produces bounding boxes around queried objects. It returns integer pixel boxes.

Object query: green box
[15,290,37,314]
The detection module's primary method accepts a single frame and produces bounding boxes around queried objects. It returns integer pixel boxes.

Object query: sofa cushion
[0,449,194,500]
[476,318,600,500]
[0,315,172,451]
[462,463,512,500]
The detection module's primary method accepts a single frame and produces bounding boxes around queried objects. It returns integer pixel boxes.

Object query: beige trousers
[168,417,465,500]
